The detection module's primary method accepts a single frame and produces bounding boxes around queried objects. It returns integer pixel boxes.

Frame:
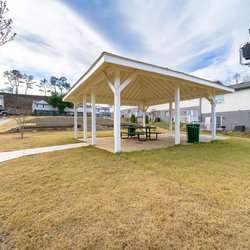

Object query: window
[37,104,45,108]
[165,111,169,117]
[187,110,198,117]
[215,95,224,104]
[216,116,222,128]
[187,110,199,122]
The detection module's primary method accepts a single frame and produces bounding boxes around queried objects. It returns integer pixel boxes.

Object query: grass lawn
[0,116,115,152]
[0,119,17,133]
[0,130,114,152]
[0,138,249,249]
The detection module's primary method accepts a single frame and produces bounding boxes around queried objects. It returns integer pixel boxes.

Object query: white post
[143,111,146,127]
[141,106,148,128]
[113,104,115,137]
[211,99,216,140]
[74,102,78,139]
[83,95,88,143]
[169,102,173,136]
[114,70,121,153]
[175,86,180,144]
[91,91,96,145]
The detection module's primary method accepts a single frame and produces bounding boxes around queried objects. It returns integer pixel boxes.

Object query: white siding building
[201,82,250,130]
[32,100,59,116]
[120,82,250,131]
[33,100,110,117]
[0,95,4,110]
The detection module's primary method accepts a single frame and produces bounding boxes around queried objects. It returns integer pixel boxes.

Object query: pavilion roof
[63,52,234,106]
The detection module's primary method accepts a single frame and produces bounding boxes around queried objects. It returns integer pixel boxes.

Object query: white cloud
[118,0,250,82]
[0,0,249,98]
[0,0,119,94]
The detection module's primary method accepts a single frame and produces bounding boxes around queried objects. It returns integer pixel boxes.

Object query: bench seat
[137,132,147,141]
[121,132,137,139]
[149,132,161,140]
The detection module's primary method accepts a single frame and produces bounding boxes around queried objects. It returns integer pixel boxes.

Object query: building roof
[230,81,250,90]
[33,100,48,105]
[63,52,234,106]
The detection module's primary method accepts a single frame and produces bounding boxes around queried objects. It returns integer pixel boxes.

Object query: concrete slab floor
[91,134,228,153]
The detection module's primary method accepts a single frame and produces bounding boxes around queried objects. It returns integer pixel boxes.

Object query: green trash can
[186,124,200,143]
[128,125,136,137]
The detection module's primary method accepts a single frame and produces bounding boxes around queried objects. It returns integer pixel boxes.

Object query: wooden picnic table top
[124,125,156,129]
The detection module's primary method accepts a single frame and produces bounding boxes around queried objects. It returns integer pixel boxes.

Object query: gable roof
[230,81,250,90]
[63,52,234,106]
[33,100,48,105]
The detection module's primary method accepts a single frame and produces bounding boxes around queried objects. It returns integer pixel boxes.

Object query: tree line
[2,69,71,96]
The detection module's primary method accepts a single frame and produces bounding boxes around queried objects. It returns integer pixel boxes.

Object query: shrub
[130,114,136,123]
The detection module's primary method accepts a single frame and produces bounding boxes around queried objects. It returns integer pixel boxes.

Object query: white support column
[114,70,121,153]
[211,97,216,140]
[74,102,78,139]
[91,91,96,145]
[169,102,173,136]
[175,86,180,144]
[141,106,148,128]
[142,110,146,127]
[113,104,115,137]
[104,69,137,153]
[83,95,88,143]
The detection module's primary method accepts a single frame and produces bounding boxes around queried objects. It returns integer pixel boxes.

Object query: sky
[0,0,250,96]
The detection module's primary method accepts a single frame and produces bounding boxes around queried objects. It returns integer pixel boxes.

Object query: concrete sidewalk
[0,143,89,163]
[0,118,11,126]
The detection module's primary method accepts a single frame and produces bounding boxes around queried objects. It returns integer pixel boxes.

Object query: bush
[48,93,73,114]
[146,115,149,124]
[130,114,136,123]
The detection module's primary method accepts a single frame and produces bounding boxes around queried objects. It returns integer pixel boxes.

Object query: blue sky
[63,0,144,54]
[0,0,250,94]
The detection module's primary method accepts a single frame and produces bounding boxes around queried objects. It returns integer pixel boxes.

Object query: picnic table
[121,125,161,141]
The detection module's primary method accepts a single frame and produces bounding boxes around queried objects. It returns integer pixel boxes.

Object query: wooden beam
[119,70,138,92]
[103,71,115,94]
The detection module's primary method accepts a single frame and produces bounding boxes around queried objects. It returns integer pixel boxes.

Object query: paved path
[0,143,89,163]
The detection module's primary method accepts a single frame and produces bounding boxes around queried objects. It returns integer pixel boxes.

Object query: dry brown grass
[0,130,113,152]
[0,117,40,133]
[0,138,249,249]
[0,119,17,133]
[0,116,114,152]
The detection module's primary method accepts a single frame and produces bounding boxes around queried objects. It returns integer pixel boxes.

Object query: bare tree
[57,76,71,96]
[50,76,58,94]
[0,0,16,46]
[15,114,26,139]
[3,71,14,93]
[3,70,23,94]
[0,86,12,93]
[23,73,35,95]
[241,74,250,82]
[233,73,241,84]
[37,78,51,96]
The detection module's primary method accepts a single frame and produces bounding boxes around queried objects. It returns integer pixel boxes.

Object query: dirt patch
[4,116,117,133]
